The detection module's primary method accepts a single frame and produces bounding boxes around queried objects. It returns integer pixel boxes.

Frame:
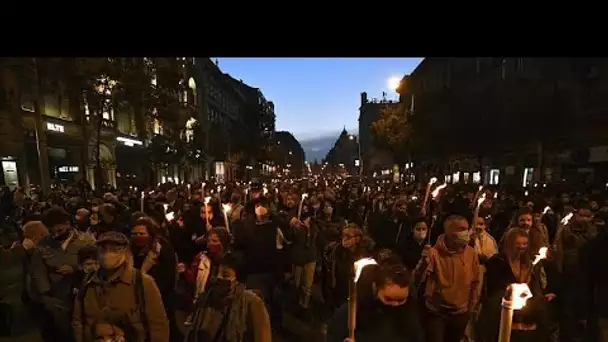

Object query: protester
[479,228,551,342]
[130,216,181,341]
[184,252,272,342]
[72,231,169,342]
[414,214,480,342]
[31,206,91,342]
[327,261,423,342]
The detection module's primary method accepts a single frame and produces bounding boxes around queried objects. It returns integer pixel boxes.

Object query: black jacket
[327,296,423,342]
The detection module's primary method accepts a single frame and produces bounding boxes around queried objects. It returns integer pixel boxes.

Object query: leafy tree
[372,103,412,165]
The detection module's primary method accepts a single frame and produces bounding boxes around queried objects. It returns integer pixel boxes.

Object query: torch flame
[263,187,268,195]
[428,177,438,186]
[532,247,548,265]
[543,206,551,215]
[477,193,487,207]
[561,212,573,225]
[511,283,533,310]
[163,203,169,211]
[222,204,232,214]
[204,197,211,204]
[478,185,483,192]
[354,258,377,283]
[140,191,144,197]
[301,193,308,200]
[431,183,447,199]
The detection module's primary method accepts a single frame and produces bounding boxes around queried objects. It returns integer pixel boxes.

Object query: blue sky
[216,58,423,142]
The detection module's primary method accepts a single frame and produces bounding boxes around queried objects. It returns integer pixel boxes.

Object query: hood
[433,234,461,255]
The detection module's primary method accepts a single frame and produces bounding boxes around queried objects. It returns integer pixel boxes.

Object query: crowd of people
[0,175,606,342]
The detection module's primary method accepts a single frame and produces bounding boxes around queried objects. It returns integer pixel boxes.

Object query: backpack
[78,269,150,342]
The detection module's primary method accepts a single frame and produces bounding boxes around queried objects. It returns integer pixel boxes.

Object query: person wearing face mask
[130,217,181,342]
[74,208,91,232]
[554,202,597,341]
[327,262,423,342]
[315,200,346,247]
[471,216,498,263]
[74,245,99,292]
[503,207,549,258]
[322,224,375,313]
[478,228,551,342]
[183,227,232,301]
[413,215,480,342]
[400,217,428,270]
[372,197,410,252]
[311,198,322,218]
[73,231,169,342]
[184,252,271,342]
[235,198,281,313]
[30,206,92,342]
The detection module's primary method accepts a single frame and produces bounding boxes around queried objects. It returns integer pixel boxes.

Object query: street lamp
[349,134,363,176]
[387,76,401,92]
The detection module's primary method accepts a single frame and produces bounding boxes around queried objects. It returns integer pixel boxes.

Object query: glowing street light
[387,76,401,91]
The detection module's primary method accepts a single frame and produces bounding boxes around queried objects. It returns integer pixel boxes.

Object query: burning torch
[298,193,308,220]
[498,283,533,342]
[222,204,232,233]
[140,191,145,212]
[348,258,378,339]
[203,196,211,228]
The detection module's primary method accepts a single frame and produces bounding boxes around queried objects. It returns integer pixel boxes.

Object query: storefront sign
[117,136,143,147]
[1,160,19,189]
[58,166,79,173]
[46,122,65,133]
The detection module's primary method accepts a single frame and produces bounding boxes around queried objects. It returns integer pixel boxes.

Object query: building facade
[358,92,399,175]
[193,58,276,182]
[323,128,361,175]
[273,131,305,177]
[0,58,219,192]
[397,57,608,187]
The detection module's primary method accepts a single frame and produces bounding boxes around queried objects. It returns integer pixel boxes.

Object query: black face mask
[54,229,71,241]
[209,277,233,296]
[574,220,590,230]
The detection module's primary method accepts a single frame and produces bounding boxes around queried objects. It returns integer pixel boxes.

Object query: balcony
[85,116,116,130]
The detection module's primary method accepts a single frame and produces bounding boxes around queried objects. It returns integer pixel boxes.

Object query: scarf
[189,283,248,342]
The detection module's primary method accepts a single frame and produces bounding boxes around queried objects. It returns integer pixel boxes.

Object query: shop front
[44,119,86,185]
[115,135,148,187]
[0,112,25,189]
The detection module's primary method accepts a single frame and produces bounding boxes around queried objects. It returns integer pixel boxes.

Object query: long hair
[502,227,532,266]
[509,207,545,255]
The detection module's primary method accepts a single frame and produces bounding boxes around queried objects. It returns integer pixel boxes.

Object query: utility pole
[32,58,51,196]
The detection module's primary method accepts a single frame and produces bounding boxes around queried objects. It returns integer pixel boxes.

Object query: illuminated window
[463,172,470,184]
[490,169,500,185]
[184,117,196,142]
[182,90,188,104]
[452,172,460,183]
[102,99,113,120]
[153,118,163,135]
[473,171,481,184]
[522,167,534,187]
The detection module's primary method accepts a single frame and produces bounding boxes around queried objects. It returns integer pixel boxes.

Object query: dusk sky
[216,58,423,142]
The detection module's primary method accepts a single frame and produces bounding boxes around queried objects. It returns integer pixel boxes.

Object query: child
[74,245,99,296]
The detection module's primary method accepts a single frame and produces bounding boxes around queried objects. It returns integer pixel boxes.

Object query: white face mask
[413,230,427,241]
[453,231,470,247]
[100,252,126,270]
